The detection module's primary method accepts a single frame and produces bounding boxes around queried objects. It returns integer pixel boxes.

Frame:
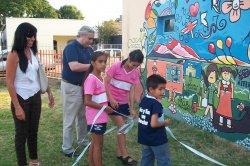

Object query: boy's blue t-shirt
[138,95,168,146]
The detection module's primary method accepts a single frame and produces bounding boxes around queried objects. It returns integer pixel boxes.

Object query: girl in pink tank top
[104,49,144,165]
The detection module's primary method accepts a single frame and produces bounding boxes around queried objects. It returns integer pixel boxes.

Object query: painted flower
[222,0,250,22]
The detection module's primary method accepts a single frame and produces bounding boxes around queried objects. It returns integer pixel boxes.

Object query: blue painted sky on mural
[144,0,250,65]
[183,60,202,78]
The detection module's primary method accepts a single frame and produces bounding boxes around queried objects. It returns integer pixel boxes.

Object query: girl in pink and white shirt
[83,51,113,166]
[104,49,144,165]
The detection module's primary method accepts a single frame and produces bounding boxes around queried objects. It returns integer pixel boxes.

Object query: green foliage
[0,0,84,29]
[58,5,83,19]
[0,0,58,29]
[30,0,59,18]
[97,20,119,44]
[0,0,58,18]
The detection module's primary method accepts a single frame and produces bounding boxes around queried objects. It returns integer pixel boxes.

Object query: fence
[97,44,122,49]
[0,49,124,79]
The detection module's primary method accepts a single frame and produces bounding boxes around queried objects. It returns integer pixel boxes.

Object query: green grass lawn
[0,79,249,166]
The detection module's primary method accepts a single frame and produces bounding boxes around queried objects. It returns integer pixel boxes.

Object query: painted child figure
[138,74,172,166]
[216,67,237,128]
[203,64,219,121]
[83,51,113,166]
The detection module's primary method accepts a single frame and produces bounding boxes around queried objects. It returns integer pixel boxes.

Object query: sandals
[121,156,137,166]
[29,161,41,166]
[117,156,123,160]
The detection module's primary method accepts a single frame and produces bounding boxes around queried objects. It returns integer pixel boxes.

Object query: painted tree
[97,20,119,44]
[58,5,84,19]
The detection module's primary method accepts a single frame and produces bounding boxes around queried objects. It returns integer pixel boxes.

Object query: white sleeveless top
[14,49,40,100]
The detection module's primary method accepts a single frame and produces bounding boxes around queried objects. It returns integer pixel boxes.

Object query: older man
[61,26,94,157]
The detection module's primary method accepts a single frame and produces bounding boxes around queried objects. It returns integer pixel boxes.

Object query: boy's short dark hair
[146,74,166,91]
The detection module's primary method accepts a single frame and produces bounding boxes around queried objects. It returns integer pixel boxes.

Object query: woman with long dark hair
[6,22,54,166]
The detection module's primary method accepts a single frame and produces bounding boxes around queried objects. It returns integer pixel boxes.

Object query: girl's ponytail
[82,64,93,95]
[83,51,107,84]
[120,49,144,67]
[83,64,94,84]
[121,58,128,67]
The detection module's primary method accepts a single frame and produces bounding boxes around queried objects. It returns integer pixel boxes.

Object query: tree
[28,0,59,18]
[0,0,59,29]
[58,5,83,19]
[97,20,119,44]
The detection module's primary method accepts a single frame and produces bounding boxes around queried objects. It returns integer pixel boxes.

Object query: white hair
[77,26,94,37]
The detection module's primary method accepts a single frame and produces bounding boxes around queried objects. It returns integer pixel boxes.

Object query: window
[157,15,175,35]
[166,65,180,83]
[164,18,175,32]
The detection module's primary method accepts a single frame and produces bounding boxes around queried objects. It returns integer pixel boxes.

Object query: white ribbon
[165,127,226,166]
[118,118,135,135]
[72,127,118,166]
[72,106,107,166]
[72,107,134,166]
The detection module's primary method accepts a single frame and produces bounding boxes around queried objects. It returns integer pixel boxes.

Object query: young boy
[138,74,171,166]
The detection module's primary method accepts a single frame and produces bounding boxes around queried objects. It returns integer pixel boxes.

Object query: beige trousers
[61,81,88,154]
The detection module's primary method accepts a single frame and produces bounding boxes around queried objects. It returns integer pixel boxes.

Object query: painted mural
[141,0,250,150]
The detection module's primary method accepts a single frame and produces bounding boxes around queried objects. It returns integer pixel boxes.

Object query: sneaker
[64,152,79,158]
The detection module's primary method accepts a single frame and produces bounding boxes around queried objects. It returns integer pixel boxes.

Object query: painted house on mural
[1,17,92,51]
[123,0,250,150]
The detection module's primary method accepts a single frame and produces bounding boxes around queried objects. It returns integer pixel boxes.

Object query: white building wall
[5,17,90,50]
[122,0,148,58]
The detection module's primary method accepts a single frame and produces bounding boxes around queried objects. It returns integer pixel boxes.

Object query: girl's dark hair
[12,22,37,73]
[206,64,218,79]
[121,49,144,67]
[220,66,237,79]
[146,74,166,92]
[83,51,107,84]
[202,63,219,87]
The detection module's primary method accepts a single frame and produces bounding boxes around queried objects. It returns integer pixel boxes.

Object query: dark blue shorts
[109,103,130,116]
[87,123,107,135]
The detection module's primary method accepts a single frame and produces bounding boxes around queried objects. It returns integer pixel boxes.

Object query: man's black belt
[62,79,82,87]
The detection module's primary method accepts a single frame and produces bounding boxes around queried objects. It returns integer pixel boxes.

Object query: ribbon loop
[72,106,134,166]
[165,127,226,166]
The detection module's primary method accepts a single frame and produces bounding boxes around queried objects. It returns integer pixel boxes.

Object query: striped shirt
[107,61,140,104]
[84,74,108,125]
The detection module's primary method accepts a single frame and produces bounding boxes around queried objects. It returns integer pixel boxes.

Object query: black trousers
[11,91,41,166]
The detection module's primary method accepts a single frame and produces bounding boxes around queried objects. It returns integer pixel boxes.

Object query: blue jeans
[140,143,171,166]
